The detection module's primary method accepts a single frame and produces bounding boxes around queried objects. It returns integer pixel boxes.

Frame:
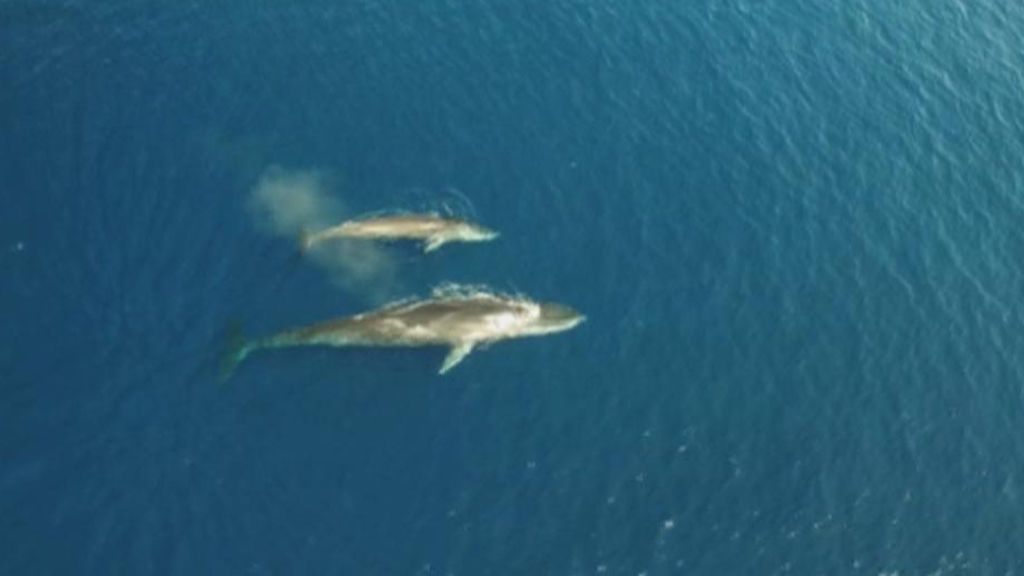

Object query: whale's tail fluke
[298,228,314,254]
[219,322,253,382]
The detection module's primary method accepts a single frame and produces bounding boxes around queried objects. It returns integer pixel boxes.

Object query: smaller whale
[222,287,584,378]
[300,213,498,254]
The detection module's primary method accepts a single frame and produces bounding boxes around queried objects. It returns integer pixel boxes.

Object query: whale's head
[454,221,500,243]
[525,302,586,336]
[415,293,583,345]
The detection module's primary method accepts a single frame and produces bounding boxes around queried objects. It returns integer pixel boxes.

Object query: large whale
[300,213,498,253]
[222,287,584,377]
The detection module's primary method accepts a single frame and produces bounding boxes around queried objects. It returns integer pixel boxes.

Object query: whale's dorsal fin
[439,342,474,374]
[423,235,447,253]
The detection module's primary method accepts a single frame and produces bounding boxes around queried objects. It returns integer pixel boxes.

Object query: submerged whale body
[222,287,584,377]
[300,212,498,253]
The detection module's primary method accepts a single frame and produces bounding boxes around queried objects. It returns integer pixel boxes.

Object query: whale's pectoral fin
[423,235,447,253]
[439,342,474,375]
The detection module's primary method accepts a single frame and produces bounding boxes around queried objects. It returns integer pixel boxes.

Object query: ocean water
[4,1,1024,574]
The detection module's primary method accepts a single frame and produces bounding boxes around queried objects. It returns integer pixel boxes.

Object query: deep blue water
[4,1,1024,574]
